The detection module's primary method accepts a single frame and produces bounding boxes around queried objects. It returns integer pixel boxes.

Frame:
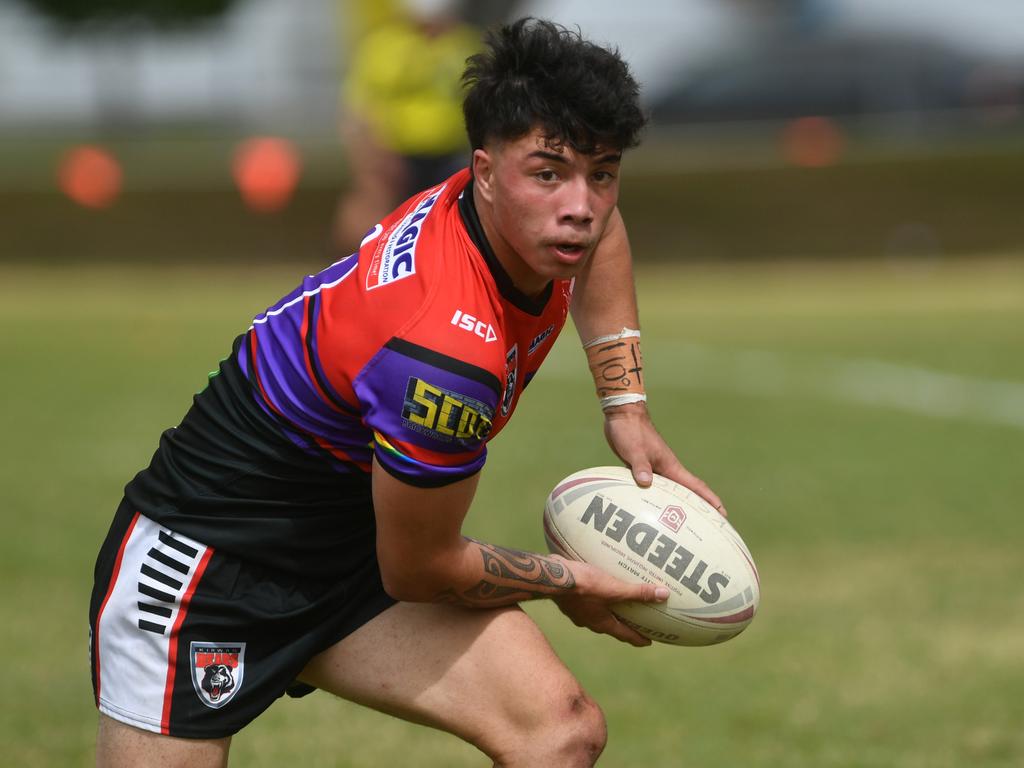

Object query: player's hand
[550,557,667,647]
[602,402,727,516]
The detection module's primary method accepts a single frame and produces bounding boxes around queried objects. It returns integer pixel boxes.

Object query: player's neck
[471,183,549,298]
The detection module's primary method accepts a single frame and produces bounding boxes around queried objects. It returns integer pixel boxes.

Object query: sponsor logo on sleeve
[366,185,446,291]
[501,344,518,417]
[190,642,246,709]
[402,377,494,445]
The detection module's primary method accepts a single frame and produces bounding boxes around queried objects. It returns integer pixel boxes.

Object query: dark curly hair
[462,18,647,154]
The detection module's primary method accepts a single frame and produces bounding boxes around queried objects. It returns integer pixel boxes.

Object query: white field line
[544,344,1024,430]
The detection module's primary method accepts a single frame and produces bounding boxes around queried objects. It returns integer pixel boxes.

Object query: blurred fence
[2,124,1022,265]
[622,126,1024,262]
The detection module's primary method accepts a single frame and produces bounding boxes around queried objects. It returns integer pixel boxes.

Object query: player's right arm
[371,459,668,647]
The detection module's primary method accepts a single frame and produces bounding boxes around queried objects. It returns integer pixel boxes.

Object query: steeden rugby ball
[543,466,759,646]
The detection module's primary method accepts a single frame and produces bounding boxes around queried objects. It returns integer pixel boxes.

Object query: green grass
[2,257,1022,766]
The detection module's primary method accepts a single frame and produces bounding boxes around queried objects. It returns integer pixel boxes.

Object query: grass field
[2,256,1023,767]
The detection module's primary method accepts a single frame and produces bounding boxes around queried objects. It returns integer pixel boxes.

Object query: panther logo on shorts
[190,641,246,709]
[203,664,234,702]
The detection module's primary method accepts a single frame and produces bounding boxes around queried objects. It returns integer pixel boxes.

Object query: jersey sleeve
[355,337,502,487]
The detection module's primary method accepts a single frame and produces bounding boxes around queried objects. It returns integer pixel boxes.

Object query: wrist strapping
[583,328,646,411]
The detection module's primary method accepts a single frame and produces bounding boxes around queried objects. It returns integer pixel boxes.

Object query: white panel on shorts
[96,514,209,733]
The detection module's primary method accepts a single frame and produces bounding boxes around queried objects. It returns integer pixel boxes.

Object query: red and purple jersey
[126,169,572,573]
[237,168,572,488]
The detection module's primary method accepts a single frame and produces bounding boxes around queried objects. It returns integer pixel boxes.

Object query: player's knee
[503,686,606,767]
[563,690,607,765]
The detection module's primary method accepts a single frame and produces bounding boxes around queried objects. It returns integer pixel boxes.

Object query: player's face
[472,129,622,296]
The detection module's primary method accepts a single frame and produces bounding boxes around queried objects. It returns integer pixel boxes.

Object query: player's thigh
[96,714,230,768]
[298,602,597,749]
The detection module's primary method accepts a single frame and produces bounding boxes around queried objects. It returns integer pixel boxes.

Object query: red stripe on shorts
[93,510,142,706]
[160,545,214,735]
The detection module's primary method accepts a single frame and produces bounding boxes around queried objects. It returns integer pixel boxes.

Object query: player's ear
[472,148,495,204]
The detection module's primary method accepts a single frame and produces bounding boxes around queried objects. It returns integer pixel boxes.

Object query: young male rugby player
[90,18,723,768]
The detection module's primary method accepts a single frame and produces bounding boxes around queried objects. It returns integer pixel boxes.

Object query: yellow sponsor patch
[401,377,494,443]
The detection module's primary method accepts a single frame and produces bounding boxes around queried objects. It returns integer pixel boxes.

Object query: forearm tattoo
[587,338,643,398]
[435,540,576,607]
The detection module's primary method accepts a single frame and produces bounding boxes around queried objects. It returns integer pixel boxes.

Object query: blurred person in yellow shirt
[334,0,480,252]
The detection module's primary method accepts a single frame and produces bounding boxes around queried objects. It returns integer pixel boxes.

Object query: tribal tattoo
[435,540,576,607]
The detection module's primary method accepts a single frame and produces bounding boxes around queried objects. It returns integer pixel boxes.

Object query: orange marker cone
[232,137,302,212]
[58,145,123,209]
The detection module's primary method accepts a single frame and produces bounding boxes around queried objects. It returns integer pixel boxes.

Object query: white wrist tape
[600,393,648,410]
[583,327,642,349]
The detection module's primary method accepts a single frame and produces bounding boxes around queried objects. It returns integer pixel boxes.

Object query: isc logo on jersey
[366,185,446,291]
[451,309,497,343]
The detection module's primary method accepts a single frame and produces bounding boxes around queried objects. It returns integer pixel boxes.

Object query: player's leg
[90,504,354,767]
[299,602,607,768]
[90,506,240,767]
[95,715,230,768]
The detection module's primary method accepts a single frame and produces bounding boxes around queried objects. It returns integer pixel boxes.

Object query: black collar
[458,179,553,317]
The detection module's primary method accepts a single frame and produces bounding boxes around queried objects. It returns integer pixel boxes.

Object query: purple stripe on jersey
[305,293,358,415]
[252,254,358,325]
[276,418,373,473]
[236,339,250,379]
[355,344,497,483]
[240,254,373,470]
[251,304,368,447]
[238,345,369,473]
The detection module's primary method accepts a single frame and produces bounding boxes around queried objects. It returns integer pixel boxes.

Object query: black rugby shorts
[89,499,396,739]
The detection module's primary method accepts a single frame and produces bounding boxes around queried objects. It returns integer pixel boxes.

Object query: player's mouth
[550,241,589,264]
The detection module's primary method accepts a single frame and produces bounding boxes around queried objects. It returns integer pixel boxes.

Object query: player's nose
[557,176,594,226]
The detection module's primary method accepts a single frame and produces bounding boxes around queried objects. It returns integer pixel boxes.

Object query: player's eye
[535,169,558,183]
[592,170,616,183]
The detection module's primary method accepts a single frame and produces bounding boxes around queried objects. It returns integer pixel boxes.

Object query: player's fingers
[628,457,654,488]
[653,456,729,517]
[635,583,670,603]
[672,464,727,517]
[597,571,669,604]
[609,435,653,487]
[611,625,652,647]
[597,615,652,647]
[573,561,667,604]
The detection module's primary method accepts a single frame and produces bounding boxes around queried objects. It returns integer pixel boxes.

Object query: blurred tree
[22,0,238,27]
[19,0,242,127]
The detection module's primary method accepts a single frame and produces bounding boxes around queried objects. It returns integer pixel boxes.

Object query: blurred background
[3,1,1023,766]
[2,0,1023,263]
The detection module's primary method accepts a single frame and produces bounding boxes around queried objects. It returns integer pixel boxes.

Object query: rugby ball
[543,466,759,646]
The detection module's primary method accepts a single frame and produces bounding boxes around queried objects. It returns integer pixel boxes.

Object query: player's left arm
[570,207,727,513]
